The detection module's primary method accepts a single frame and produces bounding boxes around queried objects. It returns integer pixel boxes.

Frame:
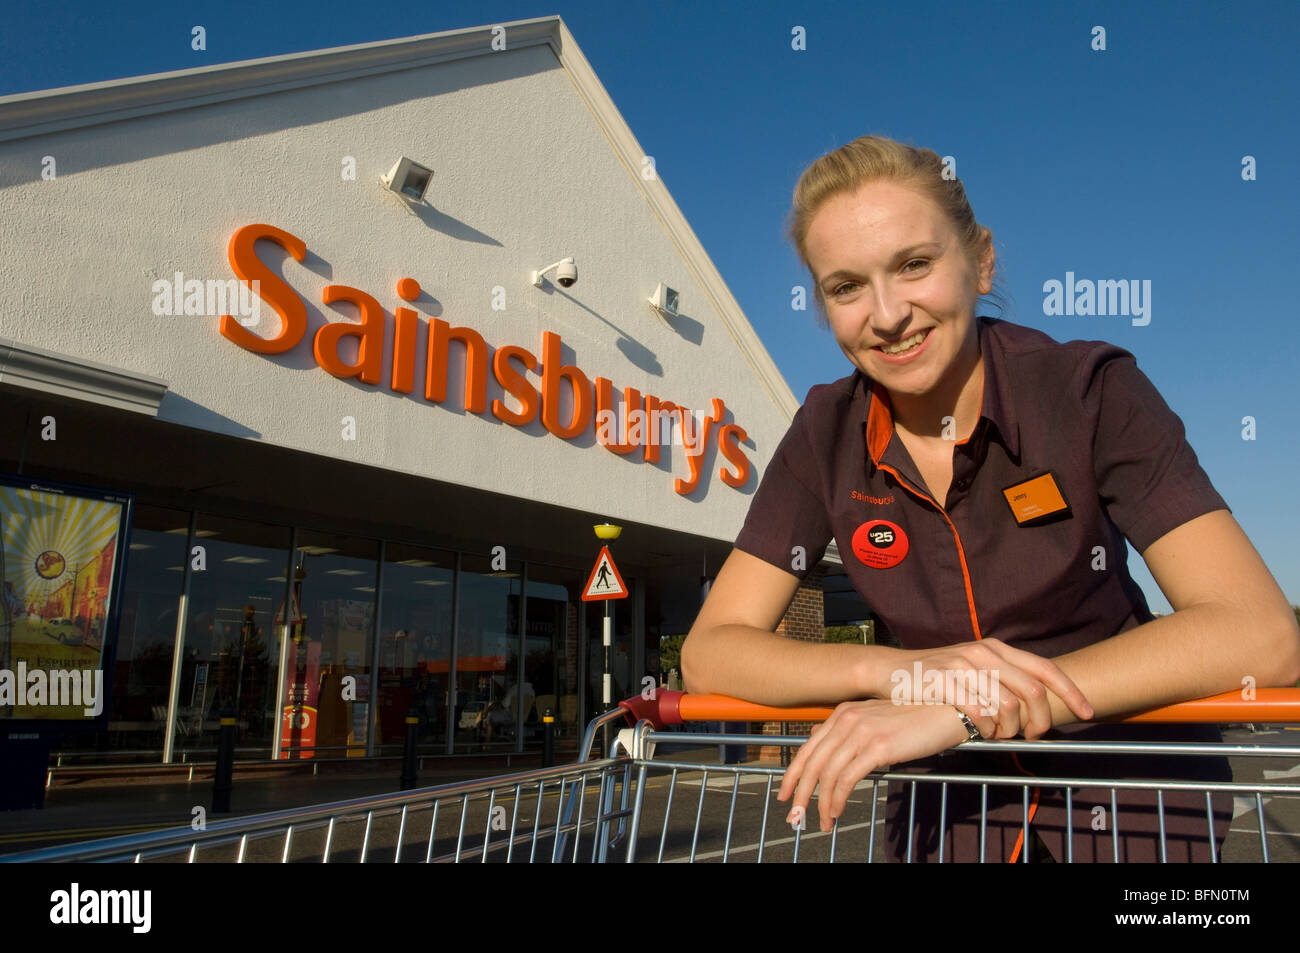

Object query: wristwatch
[955,708,981,744]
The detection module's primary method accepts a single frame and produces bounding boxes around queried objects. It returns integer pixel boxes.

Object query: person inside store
[680,135,1300,862]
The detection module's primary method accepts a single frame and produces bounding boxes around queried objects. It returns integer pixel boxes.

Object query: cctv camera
[556,259,577,288]
[530,257,578,289]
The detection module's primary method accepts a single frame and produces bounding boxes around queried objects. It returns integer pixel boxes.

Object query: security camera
[531,257,578,289]
[556,259,577,287]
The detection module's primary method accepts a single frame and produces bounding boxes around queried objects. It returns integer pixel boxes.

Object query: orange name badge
[1002,471,1071,526]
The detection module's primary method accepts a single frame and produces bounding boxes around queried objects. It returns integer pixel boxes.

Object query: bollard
[542,708,555,768]
[212,709,237,813]
[400,710,419,790]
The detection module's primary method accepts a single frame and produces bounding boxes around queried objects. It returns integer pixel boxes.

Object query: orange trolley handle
[616,688,1300,731]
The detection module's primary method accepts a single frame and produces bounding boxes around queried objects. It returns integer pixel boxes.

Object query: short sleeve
[733,404,835,580]
[1086,349,1229,553]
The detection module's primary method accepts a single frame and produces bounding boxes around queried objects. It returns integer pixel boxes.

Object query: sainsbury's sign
[217,224,751,494]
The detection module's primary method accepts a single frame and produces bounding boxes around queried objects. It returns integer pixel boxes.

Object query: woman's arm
[1042,509,1300,726]
[682,547,1092,732]
[680,548,876,705]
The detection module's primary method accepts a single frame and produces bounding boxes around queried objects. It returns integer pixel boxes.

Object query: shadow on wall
[158,391,261,438]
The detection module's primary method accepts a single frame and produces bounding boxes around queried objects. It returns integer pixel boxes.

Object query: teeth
[881,330,927,355]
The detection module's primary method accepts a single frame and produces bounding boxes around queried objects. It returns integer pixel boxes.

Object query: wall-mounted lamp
[648,282,679,320]
[381,157,433,202]
[531,257,578,289]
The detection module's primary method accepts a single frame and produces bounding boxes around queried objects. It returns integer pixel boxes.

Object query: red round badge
[851,520,909,569]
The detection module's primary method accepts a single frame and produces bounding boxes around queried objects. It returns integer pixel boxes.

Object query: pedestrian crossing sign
[582,545,628,601]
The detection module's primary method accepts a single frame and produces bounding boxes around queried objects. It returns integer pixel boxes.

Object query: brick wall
[751,567,825,763]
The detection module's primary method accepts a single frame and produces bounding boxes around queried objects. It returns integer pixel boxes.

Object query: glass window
[524,563,581,742]
[453,553,521,753]
[375,543,455,750]
[289,531,378,759]
[179,515,292,759]
[53,504,189,757]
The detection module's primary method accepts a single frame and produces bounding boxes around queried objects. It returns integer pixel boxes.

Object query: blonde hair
[784,135,1005,327]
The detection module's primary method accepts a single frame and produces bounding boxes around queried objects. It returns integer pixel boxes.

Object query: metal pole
[366,541,385,758]
[602,597,612,755]
[542,708,555,768]
[446,551,461,755]
[516,563,527,754]
[400,710,419,790]
[212,709,236,813]
[163,510,198,764]
[270,527,299,761]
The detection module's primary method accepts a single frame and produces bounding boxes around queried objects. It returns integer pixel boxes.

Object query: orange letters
[218,224,751,494]
[219,223,307,353]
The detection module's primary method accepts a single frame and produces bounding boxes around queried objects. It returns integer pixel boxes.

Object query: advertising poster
[278,638,321,758]
[0,476,131,725]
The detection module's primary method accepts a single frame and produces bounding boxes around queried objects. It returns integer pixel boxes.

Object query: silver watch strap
[956,708,981,743]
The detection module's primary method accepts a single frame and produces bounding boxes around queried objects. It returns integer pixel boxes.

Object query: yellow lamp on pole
[593,522,622,540]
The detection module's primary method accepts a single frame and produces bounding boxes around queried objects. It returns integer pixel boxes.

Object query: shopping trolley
[4,688,1298,863]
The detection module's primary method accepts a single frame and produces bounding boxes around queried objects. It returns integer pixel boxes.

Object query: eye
[830,281,860,298]
[903,258,930,273]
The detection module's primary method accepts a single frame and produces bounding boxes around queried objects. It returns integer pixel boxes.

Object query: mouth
[873,327,932,360]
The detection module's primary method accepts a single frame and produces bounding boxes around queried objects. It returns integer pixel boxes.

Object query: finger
[990,685,1022,739]
[813,730,867,831]
[828,745,886,823]
[931,645,1045,731]
[778,719,831,803]
[956,703,996,742]
[959,655,1056,737]
[972,651,1063,738]
[983,640,1095,721]
[785,718,847,824]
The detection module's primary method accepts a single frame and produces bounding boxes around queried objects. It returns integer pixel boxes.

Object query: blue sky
[3,0,1298,611]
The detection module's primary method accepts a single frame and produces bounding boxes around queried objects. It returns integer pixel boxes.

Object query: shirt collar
[858,316,1021,466]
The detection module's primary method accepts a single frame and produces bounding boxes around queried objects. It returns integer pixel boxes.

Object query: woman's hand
[776,699,996,833]
[877,637,1095,739]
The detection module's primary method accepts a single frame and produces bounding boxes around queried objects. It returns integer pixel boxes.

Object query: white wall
[0,40,790,542]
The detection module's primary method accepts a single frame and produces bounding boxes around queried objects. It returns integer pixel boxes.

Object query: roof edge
[0,14,801,423]
[547,20,800,421]
[0,16,562,142]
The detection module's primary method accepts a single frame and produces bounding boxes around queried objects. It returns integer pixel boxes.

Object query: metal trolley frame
[4,689,1299,863]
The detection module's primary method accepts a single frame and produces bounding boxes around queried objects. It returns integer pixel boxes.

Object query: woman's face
[804,179,993,399]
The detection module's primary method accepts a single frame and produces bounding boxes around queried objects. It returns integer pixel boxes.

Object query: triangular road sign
[582,545,628,601]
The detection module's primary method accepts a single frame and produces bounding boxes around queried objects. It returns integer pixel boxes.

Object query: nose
[868,280,911,338]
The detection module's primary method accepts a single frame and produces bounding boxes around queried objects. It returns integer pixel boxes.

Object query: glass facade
[375,543,455,749]
[523,563,581,742]
[453,554,522,753]
[102,505,189,755]
[46,502,624,763]
[179,514,292,759]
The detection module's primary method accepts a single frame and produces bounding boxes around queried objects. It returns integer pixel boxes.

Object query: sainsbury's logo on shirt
[851,490,895,505]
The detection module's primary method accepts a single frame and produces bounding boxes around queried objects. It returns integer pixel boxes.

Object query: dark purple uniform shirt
[734,316,1234,862]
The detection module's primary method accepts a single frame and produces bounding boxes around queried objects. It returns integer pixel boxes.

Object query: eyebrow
[817,242,942,289]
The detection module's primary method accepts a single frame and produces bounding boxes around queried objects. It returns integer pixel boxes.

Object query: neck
[889,326,984,441]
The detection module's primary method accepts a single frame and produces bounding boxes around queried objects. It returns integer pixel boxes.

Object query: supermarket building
[0,16,861,776]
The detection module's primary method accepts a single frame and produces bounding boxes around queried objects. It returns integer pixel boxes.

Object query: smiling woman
[679,134,1300,864]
